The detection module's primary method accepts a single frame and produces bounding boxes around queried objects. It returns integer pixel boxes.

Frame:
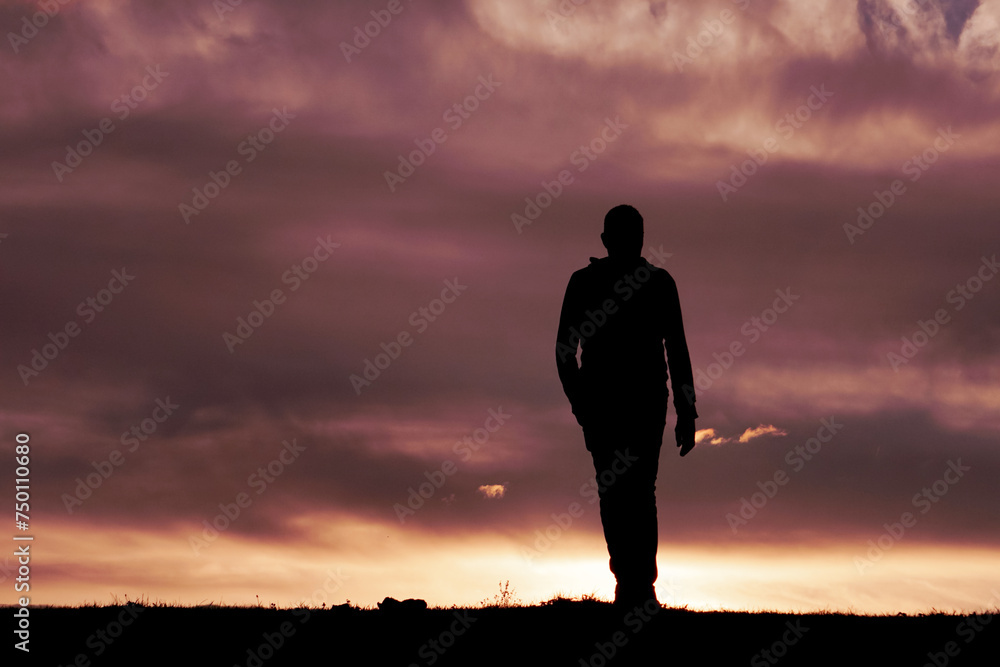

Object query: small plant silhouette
[480,580,522,608]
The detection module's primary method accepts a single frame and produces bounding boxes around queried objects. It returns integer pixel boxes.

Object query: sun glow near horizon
[21,515,1000,615]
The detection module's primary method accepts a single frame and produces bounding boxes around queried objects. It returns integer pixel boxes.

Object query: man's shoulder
[646,262,675,284]
[570,257,674,282]
[569,258,602,280]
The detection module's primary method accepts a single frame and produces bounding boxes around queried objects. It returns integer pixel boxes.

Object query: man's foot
[614,584,659,611]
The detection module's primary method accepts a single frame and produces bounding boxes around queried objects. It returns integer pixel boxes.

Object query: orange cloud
[738,424,789,443]
[696,424,788,445]
[478,484,507,499]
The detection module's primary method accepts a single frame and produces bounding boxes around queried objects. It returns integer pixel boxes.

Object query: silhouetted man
[556,204,697,608]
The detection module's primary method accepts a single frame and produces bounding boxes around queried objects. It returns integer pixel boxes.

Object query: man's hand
[675,416,696,457]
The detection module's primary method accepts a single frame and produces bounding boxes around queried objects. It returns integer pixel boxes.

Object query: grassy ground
[10,597,999,666]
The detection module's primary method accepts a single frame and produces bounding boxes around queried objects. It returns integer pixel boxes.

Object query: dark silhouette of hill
[13,600,999,666]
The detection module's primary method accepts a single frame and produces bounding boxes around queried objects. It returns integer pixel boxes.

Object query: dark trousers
[581,393,667,594]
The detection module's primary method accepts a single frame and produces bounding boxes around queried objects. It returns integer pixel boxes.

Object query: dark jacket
[556,255,697,424]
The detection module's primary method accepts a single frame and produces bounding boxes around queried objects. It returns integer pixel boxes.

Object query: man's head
[602,204,643,258]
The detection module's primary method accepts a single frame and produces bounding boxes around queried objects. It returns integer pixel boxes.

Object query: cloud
[738,424,790,443]
[478,484,507,499]
[696,424,788,445]
[695,428,729,445]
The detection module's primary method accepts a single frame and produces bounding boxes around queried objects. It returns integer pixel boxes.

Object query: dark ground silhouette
[18,601,1000,666]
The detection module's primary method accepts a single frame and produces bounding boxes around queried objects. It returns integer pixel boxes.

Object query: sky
[2,0,999,614]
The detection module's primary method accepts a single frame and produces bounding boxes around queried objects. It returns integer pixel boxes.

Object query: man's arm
[556,272,585,422]
[663,273,697,418]
[664,274,698,454]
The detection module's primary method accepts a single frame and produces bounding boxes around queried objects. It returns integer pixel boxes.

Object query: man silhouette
[556,204,697,607]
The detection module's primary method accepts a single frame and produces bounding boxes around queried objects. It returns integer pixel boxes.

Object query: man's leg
[585,413,665,605]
